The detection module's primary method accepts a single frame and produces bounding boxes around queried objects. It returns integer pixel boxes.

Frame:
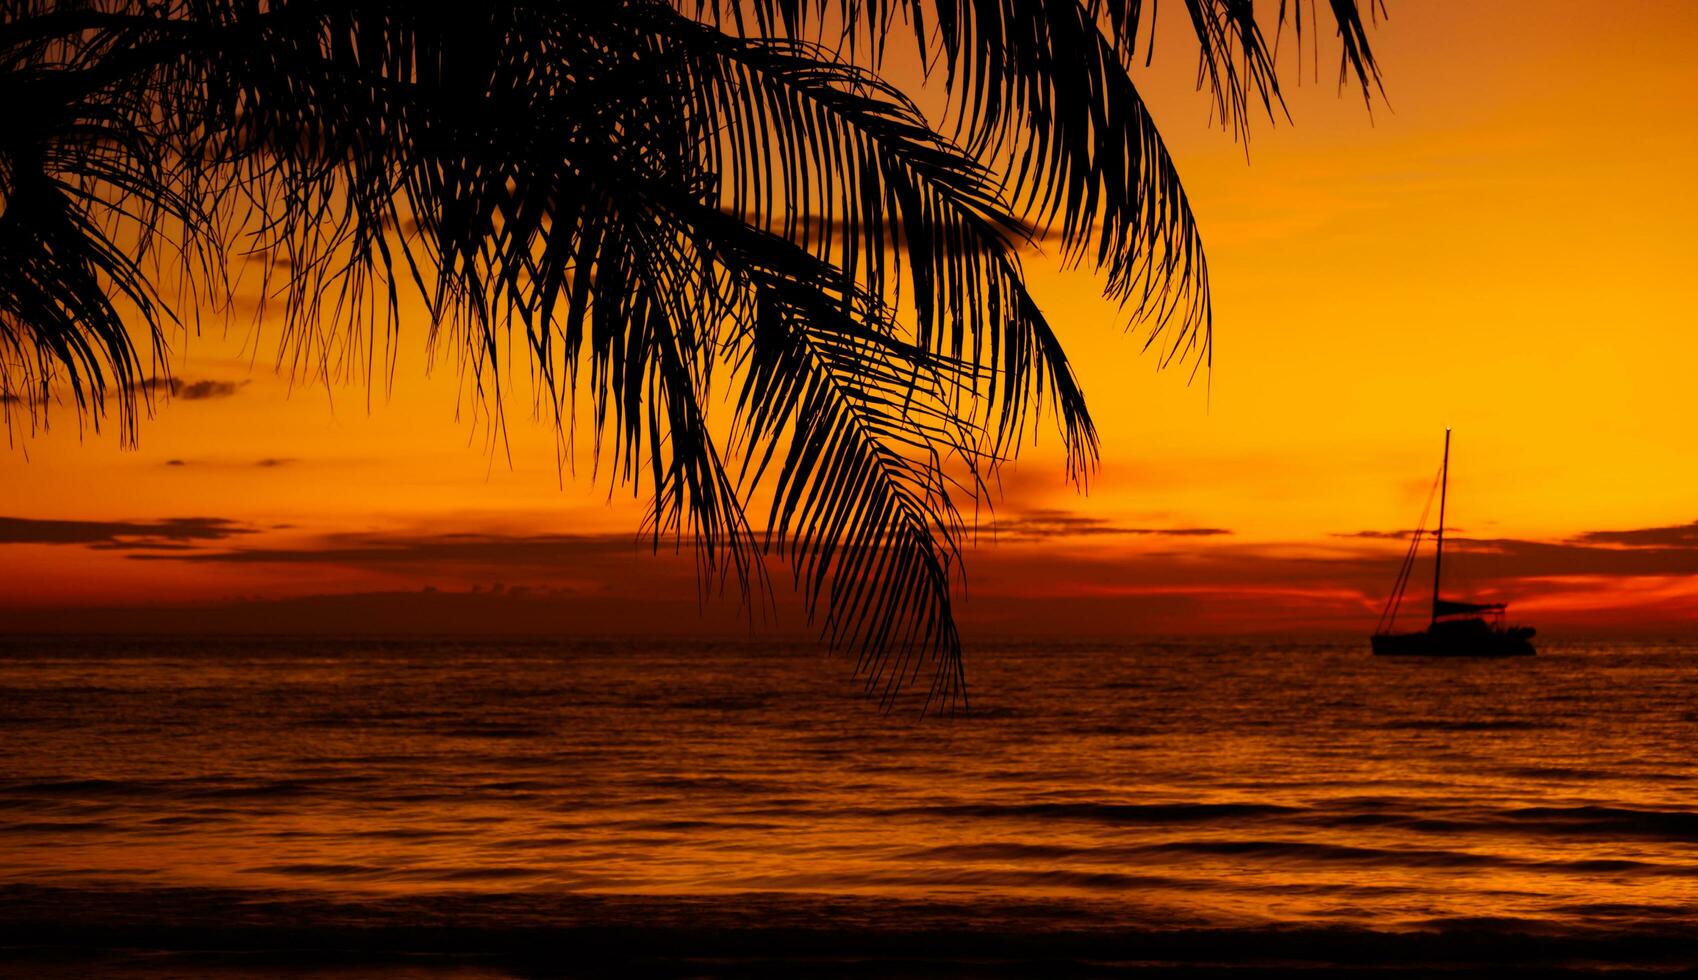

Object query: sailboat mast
[1431,428,1451,626]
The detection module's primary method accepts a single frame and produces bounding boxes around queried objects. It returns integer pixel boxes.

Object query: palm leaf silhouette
[0,0,1382,709]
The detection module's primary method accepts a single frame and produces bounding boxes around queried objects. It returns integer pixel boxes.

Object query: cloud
[1339,520,1698,553]
[0,516,257,548]
[1572,520,1698,549]
[125,530,669,572]
[7,510,1694,636]
[241,248,297,270]
[160,456,301,469]
[3,378,241,412]
[1438,536,1698,578]
[991,509,1231,541]
[125,377,245,401]
[175,379,241,400]
[59,513,1698,583]
[950,524,1698,635]
[1334,528,1464,540]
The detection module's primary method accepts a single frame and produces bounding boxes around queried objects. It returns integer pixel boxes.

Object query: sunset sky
[3,0,1695,636]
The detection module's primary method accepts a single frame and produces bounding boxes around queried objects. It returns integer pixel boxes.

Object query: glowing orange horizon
[3,2,1695,636]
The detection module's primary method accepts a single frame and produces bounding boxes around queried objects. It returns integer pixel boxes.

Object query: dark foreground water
[1,635,1695,977]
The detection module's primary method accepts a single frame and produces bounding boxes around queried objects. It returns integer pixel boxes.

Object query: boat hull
[1372,622,1536,657]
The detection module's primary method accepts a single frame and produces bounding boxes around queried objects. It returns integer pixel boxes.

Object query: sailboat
[1371,429,1536,657]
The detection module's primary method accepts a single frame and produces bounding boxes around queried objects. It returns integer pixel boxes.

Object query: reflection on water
[1,636,1696,952]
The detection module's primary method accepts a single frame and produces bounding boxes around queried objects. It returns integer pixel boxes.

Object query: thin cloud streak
[0,516,256,547]
[2,514,1693,634]
[1333,528,1464,540]
[124,378,245,401]
[161,457,303,469]
[125,531,665,571]
[1573,521,1698,548]
[991,508,1232,541]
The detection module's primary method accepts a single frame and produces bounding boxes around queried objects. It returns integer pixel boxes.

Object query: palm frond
[653,8,1095,473]
[0,0,1385,705]
[711,0,1385,347]
[683,202,974,710]
[0,65,189,441]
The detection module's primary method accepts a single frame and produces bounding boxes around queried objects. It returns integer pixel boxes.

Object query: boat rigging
[1371,429,1536,657]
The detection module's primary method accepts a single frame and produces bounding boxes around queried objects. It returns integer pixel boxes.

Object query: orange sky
[3,1,1696,636]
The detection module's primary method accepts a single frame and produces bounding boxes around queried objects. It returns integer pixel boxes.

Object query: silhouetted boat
[1371,430,1535,657]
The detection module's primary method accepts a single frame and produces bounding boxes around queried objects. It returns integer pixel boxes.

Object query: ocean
[1,635,1695,976]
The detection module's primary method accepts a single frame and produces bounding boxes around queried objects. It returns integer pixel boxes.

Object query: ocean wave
[244,862,390,878]
[893,834,1690,878]
[905,842,1085,862]
[2,884,1695,976]
[866,801,1303,824]
[8,635,1698,962]
[437,724,550,739]
[1127,839,1698,877]
[0,775,382,804]
[0,778,154,798]
[722,866,1195,892]
[1372,719,1553,731]
[603,818,783,833]
[243,863,550,883]
[1495,764,1619,782]
[1501,805,1698,839]
[1131,838,1510,868]
[0,820,113,834]
[667,695,772,711]
[1286,801,1698,843]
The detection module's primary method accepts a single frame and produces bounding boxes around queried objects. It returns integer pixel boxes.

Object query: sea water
[1,635,1695,975]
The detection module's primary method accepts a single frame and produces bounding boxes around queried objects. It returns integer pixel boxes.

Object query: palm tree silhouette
[0,1,1382,709]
